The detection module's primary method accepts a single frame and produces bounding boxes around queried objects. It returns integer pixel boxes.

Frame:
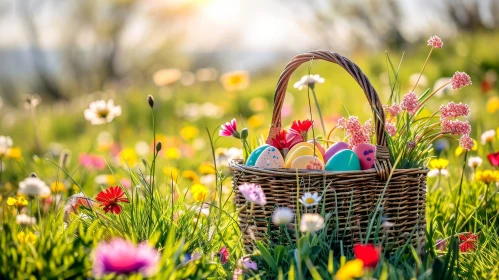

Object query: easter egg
[325,150,361,171]
[255,146,285,168]
[290,155,324,170]
[287,142,314,159]
[307,139,325,156]
[285,146,324,168]
[352,144,376,170]
[246,144,269,166]
[324,141,349,163]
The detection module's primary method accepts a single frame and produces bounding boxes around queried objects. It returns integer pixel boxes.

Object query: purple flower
[238,183,267,206]
[93,238,159,277]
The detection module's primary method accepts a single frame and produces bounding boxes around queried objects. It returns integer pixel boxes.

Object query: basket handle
[265,50,392,179]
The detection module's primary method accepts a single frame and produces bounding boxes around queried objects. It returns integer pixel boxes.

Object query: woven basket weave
[230,50,428,252]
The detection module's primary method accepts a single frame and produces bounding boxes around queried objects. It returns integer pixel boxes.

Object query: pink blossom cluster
[401,91,419,115]
[440,102,470,120]
[386,122,397,137]
[459,135,475,151]
[342,116,372,147]
[451,72,472,90]
[441,119,472,136]
[337,117,346,129]
[427,35,443,48]
[385,103,401,117]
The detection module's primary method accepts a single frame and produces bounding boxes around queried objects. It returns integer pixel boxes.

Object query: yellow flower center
[97,109,110,118]
[305,198,315,204]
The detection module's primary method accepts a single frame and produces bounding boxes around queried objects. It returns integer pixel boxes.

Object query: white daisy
[428,169,449,177]
[0,135,13,156]
[467,156,483,169]
[300,213,325,233]
[299,192,322,207]
[84,99,122,125]
[272,207,294,226]
[481,129,496,144]
[293,74,325,90]
[18,174,51,197]
[16,214,37,225]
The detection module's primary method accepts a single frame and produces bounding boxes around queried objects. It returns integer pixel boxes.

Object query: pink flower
[440,102,470,120]
[441,119,471,136]
[427,35,443,48]
[386,122,397,137]
[346,116,362,132]
[460,135,475,151]
[217,246,229,265]
[288,119,313,144]
[238,183,266,206]
[93,238,159,277]
[451,72,472,90]
[219,118,239,138]
[233,268,243,280]
[337,117,346,129]
[386,103,401,117]
[401,91,419,115]
[79,153,106,170]
[270,130,294,151]
[239,257,258,271]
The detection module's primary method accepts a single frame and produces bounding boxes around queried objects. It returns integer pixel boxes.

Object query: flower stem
[412,47,433,92]
[310,87,327,137]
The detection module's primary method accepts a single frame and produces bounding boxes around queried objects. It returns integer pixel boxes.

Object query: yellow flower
[191,183,208,202]
[7,196,28,208]
[119,148,137,166]
[182,170,199,183]
[429,158,449,170]
[247,114,265,129]
[220,71,250,91]
[163,167,180,179]
[486,96,499,113]
[180,126,199,141]
[475,170,499,184]
[153,68,181,86]
[50,181,65,193]
[335,259,364,280]
[6,147,22,160]
[455,139,478,156]
[17,231,37,245]
[198,162,215,175]
[249,97,268,112]
[165,147,181,159]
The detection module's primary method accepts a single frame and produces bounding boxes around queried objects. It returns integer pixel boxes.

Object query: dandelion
[6,147,22,160]
[353,244,381,268]
[16,214,36,225]
[299,192,322,207]
[481,129,496,144]
[220,71,250,91]
[429,158,449,170]
[119,148,137,167]
[180,125,199,141]
[272,207,294,226]
[93,238,159,277]
[198,162,215,175]
[451,72,472,90]
[458,232,478,252]
[95,186,129,214]
[217,246,229,265]
[439,102,470,120]
[182,170,199,183]
[0,135,13,156]
[486,96,499,113]
[293,74,325,90]
[401,91,419,115]
[153,68,181,86]
[386,122,397,137]
[190,183,208,202]
[238,183,266,206]
[18,174,51,197]
[460,135,475,151]
[427,35,443,48]
[335,259,364,280]
[487,152,499,167]
[7,196,28,209]
[219,119,240,138]
[468,156,483,169]
[300,213,324,233]
[17,231,37,245]
[475,170,499,184]
[84,99,122,125]
[50,181,65,193]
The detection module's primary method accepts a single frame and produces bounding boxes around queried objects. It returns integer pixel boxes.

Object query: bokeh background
[1,0,498,180]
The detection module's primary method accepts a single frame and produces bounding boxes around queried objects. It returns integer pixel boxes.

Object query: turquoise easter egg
[325,149,361,171]
[246,144,269,166]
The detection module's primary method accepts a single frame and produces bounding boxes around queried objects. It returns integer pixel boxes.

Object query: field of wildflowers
[1,33,499,280]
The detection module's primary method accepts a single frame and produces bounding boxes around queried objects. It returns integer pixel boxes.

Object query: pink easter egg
[352,143,376,170]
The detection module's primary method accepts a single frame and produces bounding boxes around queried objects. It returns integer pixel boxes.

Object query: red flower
[270,130,294,151]
[289,119,313,139]
[459,232,478,252]
[487,152,499,167]
[217,246,229,265]
[353,243,381,268]
[95,186,129,214]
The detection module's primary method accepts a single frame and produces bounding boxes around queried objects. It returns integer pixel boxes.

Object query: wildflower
[439,102,470,120]
[182,170,199,183]
[428,168,449,177]
[353,244,381,268]
[0,135,13,156]
[84,99,122,125]
[95,186,129,214]
[163,167,180,179]
[217,246,229,265]
[487,152,499,167]
[50,181,65,193]
[293,74,325,90]
[468,156,483,169]
[7,196,28,209]
[181,125,199,141]
[339,116,371,147]
[23,94,41,109]
[17,231,37,245]
[119,148,137,166]
[247,114,265,128]
[299,192,322,207]
[386,122,397,137]
[481,129,496,144]
[335,259,364,280]
[190,184,208,202]
[458,232,478,252]
[300,213,325,233]
[16,214,36,225]
[18,174,51,197]
[165,147,181,159]
[427,35,443,48]
[78,153,106,170]
[385,103,401,117]
[475,170,499,184]
[219,119,240,138]
[401,91,419,115]
[239,257,258,271]
[272,207,294,226]
[93,238,159,277]
[153,68,181,86]
[486,96,499,113]
[196,67,218,82]
[455,139,478,156]
[238,183,266,206]
[6,147,22,160]
[233,268,243,280]
[64,193,93,222]
[441,119,471,136]
[220,71,250,91]
[337,117,346,129]
[451,72,472,90]
[429,158,449,170]
[288,119,313,144]
[460,135,475,151]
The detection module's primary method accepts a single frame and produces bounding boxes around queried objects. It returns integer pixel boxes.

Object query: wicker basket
[230,50,428,252]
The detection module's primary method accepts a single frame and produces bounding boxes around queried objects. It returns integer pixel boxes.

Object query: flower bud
[240,128,248,140]
[155,141,162,152]
[147,95,155,108]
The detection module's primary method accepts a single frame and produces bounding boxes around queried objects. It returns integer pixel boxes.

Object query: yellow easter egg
[285,146,324,168]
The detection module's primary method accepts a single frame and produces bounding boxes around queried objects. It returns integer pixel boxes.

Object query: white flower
[16,214,36,225]
[481,129,496,144]
[300,213,325,233]
[84,99,122,125]
[272,207,294,226]
[467,156,483,169]
[135,141,150,156]
[428,169,449,177]
[293,74,325,90]
[409,73,428,88]
[200,174,216,186]
[18,174,50,197]
[299,192,322,207]
[0,135,13,156]
[433,77,454,97]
